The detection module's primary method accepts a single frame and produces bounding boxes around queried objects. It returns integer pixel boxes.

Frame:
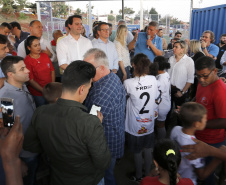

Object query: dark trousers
[171,85,188,108]
[165,86,188,131]
[21,156,38,185]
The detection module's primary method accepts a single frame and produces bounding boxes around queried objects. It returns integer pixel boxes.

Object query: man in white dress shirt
[57,15,93,71]
[17,20,55,62]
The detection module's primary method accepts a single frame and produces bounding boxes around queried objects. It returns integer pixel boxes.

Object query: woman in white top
[124,53,158,182]
[114,25,131,82]
[168,40,194,107]
[153,56,171,139]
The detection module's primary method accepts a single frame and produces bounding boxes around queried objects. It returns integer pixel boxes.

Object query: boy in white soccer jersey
[170,102,222,185]
[153,56,171,139]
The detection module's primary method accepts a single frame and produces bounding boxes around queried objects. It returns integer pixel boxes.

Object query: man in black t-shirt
[215,34,226,69]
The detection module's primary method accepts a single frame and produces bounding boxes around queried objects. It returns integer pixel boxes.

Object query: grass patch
[18,13,27,20]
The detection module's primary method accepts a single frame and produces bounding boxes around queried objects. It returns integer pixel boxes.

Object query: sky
[31,0,226,22]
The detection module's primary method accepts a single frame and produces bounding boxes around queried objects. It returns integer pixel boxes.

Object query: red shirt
[24,53,54,96]
[195,79,226,144]
[140,176,193,185]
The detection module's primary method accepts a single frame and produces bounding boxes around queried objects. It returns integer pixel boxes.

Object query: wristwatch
[180,90,185,95]
[202,47,206,49]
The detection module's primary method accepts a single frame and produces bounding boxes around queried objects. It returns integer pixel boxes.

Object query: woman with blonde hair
[168,40,194,107]
[114,24,131,82]
[81,24,87,38]
[189,39,205,61]
[189,40,205,99]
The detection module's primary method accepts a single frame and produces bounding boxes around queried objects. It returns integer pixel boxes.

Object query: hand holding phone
[97,111,103,123]
[1,98,15,127]
[90,104,101,116]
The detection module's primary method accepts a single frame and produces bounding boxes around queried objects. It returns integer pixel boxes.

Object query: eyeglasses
[195,69,214,79]
[101,29,109,32]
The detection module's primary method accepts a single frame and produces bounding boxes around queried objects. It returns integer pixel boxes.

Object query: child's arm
[195,158,222,180]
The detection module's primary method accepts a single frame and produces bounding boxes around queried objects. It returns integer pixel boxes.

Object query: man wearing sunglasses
[195,56,226,185]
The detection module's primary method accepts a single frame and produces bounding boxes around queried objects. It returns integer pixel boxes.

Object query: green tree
[26,3,37,14]
[16,0,27,11]
[149,7,160,21]
[0,0,14,13]
[160,15,181,25]
[110,10,113,14]
[171,17,181,24]
[52,2,69,18]
[149,7,158,14]
[108,15,115,21]
[74,8,82,15]
[86,4,94,13]
[116,15,122,22]
[119,7,135,16]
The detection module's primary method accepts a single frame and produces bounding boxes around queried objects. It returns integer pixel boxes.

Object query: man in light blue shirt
[134,21,163,62]
[201,30,219,59]
[92,22,119,73]
[0,34,9,88]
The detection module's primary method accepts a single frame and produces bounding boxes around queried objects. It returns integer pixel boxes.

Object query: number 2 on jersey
[139,92,150,114]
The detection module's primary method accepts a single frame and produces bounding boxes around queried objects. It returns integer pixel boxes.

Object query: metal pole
[189,0,193,39]
[50,2,54,41]
[68,2,71,17]
[165,15,167,34]
[122,0,124,19]
[89,1,92,33]
[140,0,143,30]
[36,2,41,21]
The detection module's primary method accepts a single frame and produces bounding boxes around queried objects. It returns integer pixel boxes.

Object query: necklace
[29,54,41,63]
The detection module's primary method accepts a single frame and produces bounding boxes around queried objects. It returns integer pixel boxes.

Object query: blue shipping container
[190,4,226,44]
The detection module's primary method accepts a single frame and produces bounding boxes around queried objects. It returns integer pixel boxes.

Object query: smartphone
[90,104,101,116]
[1,98,15,127]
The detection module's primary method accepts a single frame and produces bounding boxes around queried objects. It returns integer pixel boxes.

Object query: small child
[140,139,193,185]
[43,82,62,104]
[170,102,221,185]
[153,56,171,140]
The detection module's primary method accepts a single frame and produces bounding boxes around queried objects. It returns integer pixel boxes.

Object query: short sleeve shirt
[170,126,205,185]
[205,43,219,58]
[135,33,162,62]
[195,79,226,144]
[124,75,158,136]
[24,53,54,96]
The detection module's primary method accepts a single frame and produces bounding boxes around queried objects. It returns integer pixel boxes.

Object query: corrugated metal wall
[190,4,226,44]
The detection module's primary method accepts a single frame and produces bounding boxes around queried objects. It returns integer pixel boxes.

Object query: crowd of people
[0,14,226,185]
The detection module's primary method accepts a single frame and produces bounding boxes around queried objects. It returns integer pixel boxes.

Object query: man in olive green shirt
[23,60,111,185]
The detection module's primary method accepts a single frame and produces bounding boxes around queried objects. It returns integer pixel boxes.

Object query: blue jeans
[97,178,105,185]
[0,156,6,185]
[33,96,47,107]
[21,156,38,185]
[104,158,117,185]
[204,141,225,185]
